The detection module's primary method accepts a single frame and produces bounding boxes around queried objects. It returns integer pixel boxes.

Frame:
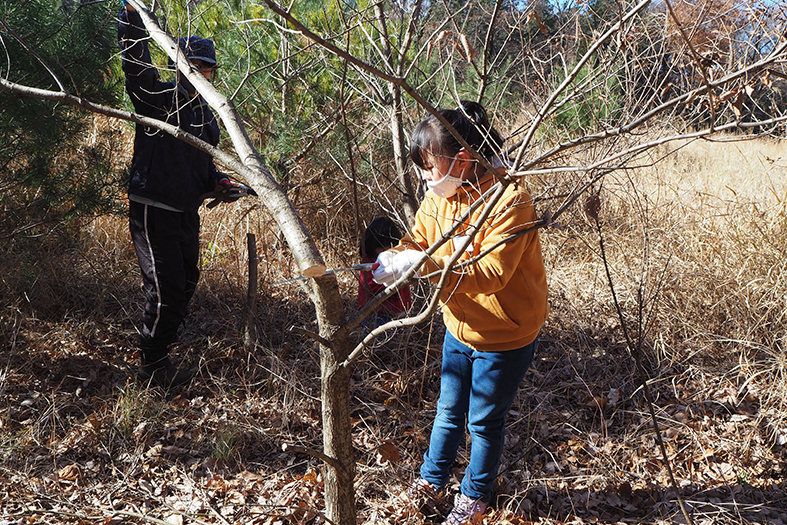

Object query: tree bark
[244,233,258,350]
[389,85,419,226]
[319,323,355,524]
[375,2,419,226]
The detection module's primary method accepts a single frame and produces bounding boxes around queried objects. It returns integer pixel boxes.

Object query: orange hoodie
[401,173,549,351]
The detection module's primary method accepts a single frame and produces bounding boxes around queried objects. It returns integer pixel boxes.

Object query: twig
[244,233,258,350]
[245,505,338,525]
[509,0,653,171]
[590,199,695,525]
[1,508,210,525]
[289,326,332,348]
[282,443,343,475]
[257,0,509,185]
[0,18,66,92]
[663,0,717,131]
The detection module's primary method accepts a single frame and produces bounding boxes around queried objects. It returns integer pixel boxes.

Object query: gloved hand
[215,178,243,202]
[372,249,426,286]
[371,251,396,286]
[452,234,474,256]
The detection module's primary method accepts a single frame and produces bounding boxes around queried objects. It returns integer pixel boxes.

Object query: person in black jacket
[119,3,239,388]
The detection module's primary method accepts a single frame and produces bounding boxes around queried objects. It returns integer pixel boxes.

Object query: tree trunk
[309,275,356,524]
[320,330,355,523]
[390,85,419,226]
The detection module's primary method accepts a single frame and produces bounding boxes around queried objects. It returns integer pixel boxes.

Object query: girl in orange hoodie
[372,101,549,523]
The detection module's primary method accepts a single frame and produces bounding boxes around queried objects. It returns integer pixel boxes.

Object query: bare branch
[0,17,67,92]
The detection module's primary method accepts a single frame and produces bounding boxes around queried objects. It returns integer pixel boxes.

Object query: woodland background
[1,0,787,524]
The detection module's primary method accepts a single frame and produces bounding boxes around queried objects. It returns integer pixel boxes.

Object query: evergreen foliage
[550,62,624,136]
[148,0,362,184]
[0,0,123,238]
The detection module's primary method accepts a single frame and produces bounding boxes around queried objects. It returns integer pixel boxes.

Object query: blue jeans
[420,330,537,502]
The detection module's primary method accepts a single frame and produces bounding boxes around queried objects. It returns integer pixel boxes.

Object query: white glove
[372,251,396,286]
[392,249,426,277]
[452,234,474,256]
[372,249,426,286]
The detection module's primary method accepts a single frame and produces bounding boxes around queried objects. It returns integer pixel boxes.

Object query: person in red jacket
[357,216,412,328]
[373,101,549,523]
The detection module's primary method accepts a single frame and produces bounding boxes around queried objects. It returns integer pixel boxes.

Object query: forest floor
[2,137,787,524]
[1,287,785,525]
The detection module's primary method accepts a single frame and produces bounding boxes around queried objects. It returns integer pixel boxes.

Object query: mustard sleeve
[440,192,539,297]
[415,189,541,298]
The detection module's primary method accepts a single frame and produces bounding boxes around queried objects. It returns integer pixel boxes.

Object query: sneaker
[443,492,488,524]
[401,478,445,518]
[137,357,194,389]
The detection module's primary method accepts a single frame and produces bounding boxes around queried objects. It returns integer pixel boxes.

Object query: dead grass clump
[546,135,786,362]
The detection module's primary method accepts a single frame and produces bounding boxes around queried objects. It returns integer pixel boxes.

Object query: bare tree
[2,1,786,524]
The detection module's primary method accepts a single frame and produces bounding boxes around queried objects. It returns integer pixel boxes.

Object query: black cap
[178,36,216,65]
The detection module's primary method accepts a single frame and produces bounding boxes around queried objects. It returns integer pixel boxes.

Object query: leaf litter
[2,310,785,525]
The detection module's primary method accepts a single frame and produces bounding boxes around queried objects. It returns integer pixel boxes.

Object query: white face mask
[425,157,463,199]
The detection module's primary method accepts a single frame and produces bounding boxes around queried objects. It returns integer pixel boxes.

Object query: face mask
[425,157,463,199]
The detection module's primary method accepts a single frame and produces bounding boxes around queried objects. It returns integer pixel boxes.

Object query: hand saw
[272,263,378,286]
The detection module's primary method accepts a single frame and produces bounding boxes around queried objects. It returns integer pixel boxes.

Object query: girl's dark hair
[362,216,403,259]
[410,100,504,170]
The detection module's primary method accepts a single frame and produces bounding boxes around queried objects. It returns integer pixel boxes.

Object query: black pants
[129,201,200,362]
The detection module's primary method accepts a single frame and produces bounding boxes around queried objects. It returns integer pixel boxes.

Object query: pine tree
[0,0,123,238]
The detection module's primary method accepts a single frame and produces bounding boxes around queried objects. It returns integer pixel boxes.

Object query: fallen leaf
[587,395,607,410]
[607,387,622,407]
[58,464,81,481]
[618,481,632,499]
[226,490,246,504]
[88,413,102,432]
[237,470,264,482]
[165,514,183,525]
[376,440,401,465]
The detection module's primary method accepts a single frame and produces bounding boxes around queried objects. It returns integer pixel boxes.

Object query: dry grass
[1,135,786,524]
[536,136,787,521]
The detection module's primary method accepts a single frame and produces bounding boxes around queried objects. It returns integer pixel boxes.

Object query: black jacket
[118,8,223,212]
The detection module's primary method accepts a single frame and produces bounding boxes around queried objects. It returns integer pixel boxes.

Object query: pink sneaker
[444,492,488,524]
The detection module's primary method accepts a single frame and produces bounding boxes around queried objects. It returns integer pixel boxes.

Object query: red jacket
[357,258,412,314]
